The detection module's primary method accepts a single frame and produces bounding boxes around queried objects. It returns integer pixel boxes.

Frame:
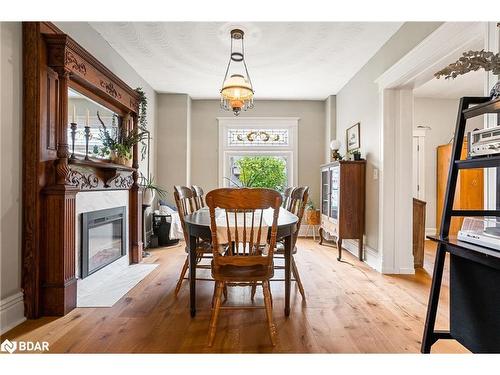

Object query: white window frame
[217,117,299,188]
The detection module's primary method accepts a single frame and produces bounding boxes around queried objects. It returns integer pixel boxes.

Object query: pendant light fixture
[220,29,254,116]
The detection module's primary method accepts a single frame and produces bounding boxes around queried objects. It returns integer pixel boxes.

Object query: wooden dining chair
[206,188,282,347]
[273,186,309,301]
[191,185,206,210]
[173,185,213,297]
[282,187,295,210]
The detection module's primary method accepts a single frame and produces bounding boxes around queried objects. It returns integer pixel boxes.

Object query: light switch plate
[373,168,378,180]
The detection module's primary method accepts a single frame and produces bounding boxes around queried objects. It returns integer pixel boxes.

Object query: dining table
[184,207,299,318]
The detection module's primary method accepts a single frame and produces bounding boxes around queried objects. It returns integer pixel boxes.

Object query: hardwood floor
[1,239,467,353]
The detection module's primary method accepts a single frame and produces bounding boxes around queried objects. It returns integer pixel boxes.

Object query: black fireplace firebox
[81,206,127,278]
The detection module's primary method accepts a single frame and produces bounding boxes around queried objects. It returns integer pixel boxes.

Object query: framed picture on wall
[346,122,360,152]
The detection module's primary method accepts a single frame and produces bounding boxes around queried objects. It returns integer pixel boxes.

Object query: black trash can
[153,213,179,247]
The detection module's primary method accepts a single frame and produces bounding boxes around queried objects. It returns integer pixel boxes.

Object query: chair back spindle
[282,187,295,210]
[173,185,197,243]
[191,185,206,210]
[206,188,282,270]
[287,186,309,247]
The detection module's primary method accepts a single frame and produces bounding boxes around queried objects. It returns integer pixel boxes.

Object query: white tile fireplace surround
[75,190,129,279]
[75,190,159,308]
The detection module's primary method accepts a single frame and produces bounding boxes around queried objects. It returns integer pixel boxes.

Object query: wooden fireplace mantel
[22,22,143,318]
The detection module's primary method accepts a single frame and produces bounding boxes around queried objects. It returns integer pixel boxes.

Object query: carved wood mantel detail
[100,80,122,99]
[65,51,87,75]
[22,22,142,319]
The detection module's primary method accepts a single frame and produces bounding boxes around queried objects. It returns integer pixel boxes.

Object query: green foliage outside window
[236,156,287,192]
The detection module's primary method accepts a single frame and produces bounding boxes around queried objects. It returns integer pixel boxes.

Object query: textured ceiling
[89,22,403,99]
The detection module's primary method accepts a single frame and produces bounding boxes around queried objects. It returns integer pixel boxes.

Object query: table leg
[284,234,292,317]
[189,233,197,317]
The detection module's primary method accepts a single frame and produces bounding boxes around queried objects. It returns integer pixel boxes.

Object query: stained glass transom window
[227,128,289,146]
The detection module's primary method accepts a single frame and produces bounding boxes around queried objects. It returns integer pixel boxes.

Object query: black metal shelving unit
[422,96,500,353]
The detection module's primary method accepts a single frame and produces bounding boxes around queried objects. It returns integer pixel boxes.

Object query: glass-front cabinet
[319,161,366,261]
[330,165,340,220]
[321,168,330,216]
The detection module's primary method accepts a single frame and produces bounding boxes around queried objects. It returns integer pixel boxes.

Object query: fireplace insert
[81,206,127,278]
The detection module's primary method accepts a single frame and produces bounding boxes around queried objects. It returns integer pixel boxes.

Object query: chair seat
[211,260,274,282]
[275,241,298,255]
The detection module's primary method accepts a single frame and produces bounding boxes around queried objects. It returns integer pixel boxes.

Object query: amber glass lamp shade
[220,74,254,116]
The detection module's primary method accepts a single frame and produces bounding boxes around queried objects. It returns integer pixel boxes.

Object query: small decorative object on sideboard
[435,50,500,99]
[346,122,360,152]
[329,139,342,161]
[350,150,362,161]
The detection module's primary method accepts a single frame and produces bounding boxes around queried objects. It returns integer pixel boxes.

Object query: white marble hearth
[77,256,158,307]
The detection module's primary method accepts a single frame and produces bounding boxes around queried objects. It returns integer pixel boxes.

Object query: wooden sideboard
[319,161,366,261]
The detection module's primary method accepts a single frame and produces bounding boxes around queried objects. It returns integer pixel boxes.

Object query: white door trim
[413,129,427,201]
[375,22,485,274]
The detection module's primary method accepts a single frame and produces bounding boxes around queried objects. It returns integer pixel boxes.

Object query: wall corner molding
[0,291,26,335]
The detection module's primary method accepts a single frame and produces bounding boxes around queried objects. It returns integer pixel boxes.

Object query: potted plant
[140,174,167,206]
[435,50,500,99]
[304,199,320,226]
[350,150,362,161]
[93,112,147,167]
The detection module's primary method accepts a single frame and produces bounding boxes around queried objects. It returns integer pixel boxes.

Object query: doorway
[375,21,489,273]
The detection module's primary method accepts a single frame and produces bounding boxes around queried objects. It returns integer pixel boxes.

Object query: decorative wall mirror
[67,87,120,160]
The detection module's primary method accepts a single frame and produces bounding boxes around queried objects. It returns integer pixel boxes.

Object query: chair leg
[174,256,189,297]
[208,281,224,347]
[262,280,277,346]
[291,257,306,301]
[251,282,257,301]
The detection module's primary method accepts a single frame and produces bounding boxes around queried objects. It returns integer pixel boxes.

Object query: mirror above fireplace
[68,87,120,160]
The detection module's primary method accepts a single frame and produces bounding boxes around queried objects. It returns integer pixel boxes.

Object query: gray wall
[324,95,337,163]
[156,93,191,205]
[188,99,326,206]
[336,22,443,252]
[1,22,23,303]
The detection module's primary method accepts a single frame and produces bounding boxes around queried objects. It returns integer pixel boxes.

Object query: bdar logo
[1,339,17,354]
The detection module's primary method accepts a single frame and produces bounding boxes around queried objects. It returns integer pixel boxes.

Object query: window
[218,117,299,189]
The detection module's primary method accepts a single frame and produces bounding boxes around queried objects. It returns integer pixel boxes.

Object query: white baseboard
[0,291,26,335]
[425,227,437,237]
[342,239,382,272]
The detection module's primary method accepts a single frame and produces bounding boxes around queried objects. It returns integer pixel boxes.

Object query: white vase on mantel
[143,189,154,206]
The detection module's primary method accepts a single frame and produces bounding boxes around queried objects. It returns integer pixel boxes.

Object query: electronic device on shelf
[457,217,500,251]
[468,125,500,158]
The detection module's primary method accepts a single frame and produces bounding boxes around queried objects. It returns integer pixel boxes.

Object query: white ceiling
[413,69,485,99]
[89,22,403,100]
[413,37,485,99]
